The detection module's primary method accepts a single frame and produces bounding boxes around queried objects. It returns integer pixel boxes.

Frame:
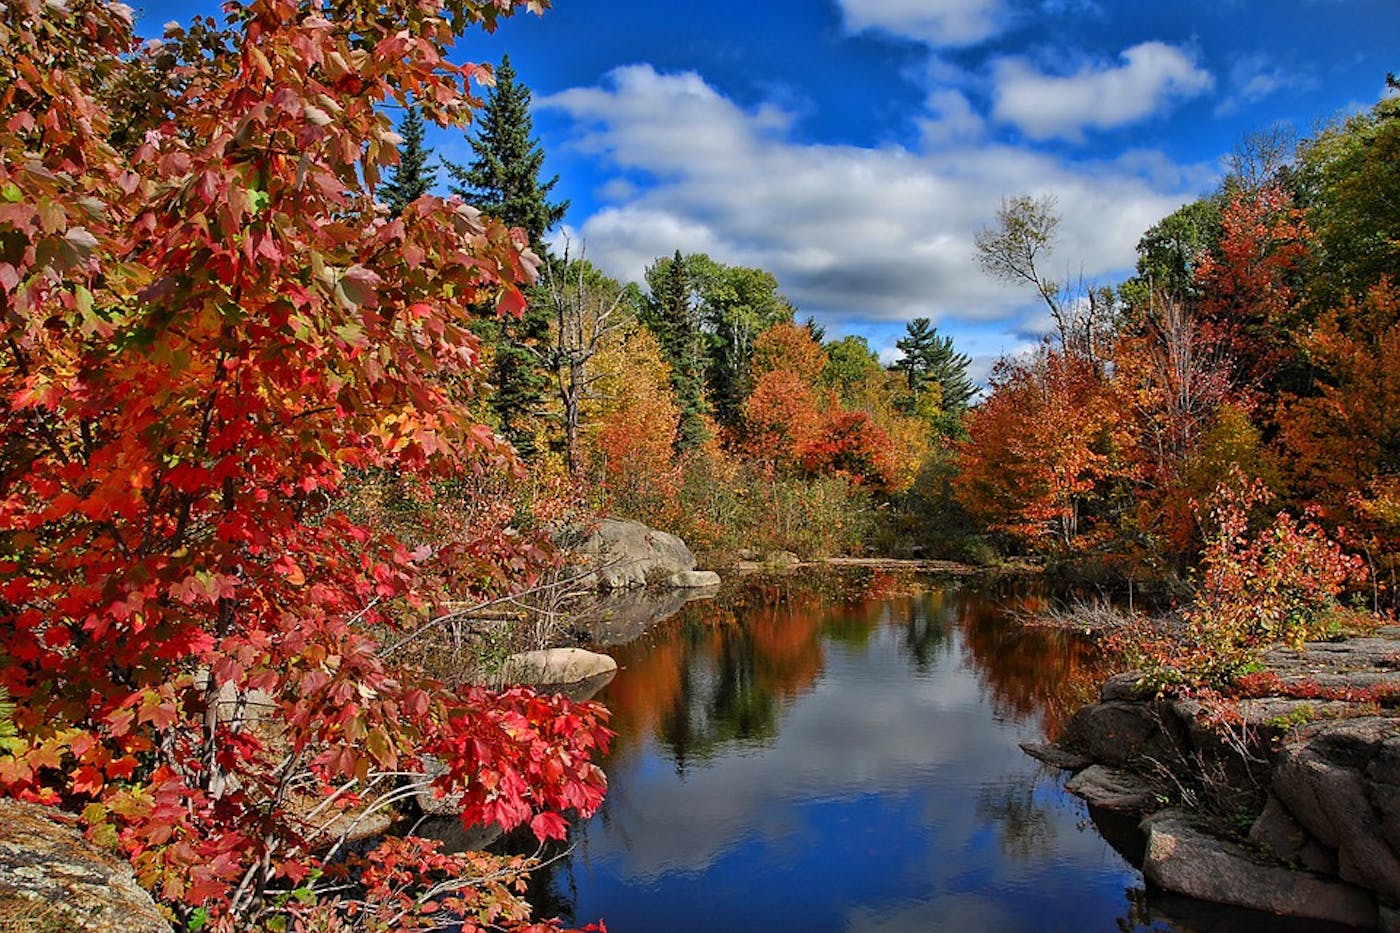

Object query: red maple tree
[0,0,609,928]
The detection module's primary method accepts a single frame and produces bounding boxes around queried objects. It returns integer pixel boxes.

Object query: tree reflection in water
[526,570,1202,932]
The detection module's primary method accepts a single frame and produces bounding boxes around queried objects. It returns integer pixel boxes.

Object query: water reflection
[533,573,1174,931]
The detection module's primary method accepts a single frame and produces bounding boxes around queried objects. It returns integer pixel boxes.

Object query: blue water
[531,579,1187,932]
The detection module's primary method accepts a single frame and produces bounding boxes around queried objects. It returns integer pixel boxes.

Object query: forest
[0,0,1397,929]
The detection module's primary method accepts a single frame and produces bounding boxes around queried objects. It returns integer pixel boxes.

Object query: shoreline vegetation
[2,0,1399,929]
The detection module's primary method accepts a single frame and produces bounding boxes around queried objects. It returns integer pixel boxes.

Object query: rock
[1019,742,1092,772]
[1273,723,1400,902]
[1372,779,1400,854]
[1310,717,1393,769]
[736,548,759,561]
[414,814,505,854]
[0,799,170,932]
[1100,672,1152,702]
[412,753,460,817]
[1064,764,1165,812]
[1247,793,1307,863]
[1382,903,1400,933]
[577,518,697,589]
[766,550,800,568]
[1142,810,1377,928]
[669,570,720,588]
[1371,733,1400,785]
[1062,700,1167,768]
[500,648,618,700]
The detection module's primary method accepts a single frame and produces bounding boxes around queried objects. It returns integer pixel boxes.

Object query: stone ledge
[0,799,169,932]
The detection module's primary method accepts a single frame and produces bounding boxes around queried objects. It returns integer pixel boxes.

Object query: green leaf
[0,183,20,203]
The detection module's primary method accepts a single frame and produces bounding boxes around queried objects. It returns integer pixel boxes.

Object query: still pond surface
[522,573,1305,933]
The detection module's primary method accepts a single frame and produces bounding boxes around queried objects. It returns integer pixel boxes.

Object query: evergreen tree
[703,265,792,429]
[445,55,567,248]
[445,56,568,454]
[380,103,436,217]
[641,251,710,451]
[894,317,975,435]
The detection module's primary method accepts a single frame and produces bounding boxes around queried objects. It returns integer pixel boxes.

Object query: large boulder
[577,519,697,590]
[500,647,618,698]
[0,799,170,932]
[1142,810,1377,928]
[1062,699,1178,768]
[1271,718,1400,903]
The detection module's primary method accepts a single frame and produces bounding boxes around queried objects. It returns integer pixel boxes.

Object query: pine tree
[895,317,975,435]
[445,56,568,454]
[380,103,436,217]
[446,55,567,248]
[641,251,710,451]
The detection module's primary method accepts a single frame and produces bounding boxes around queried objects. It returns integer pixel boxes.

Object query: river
[510,571,1336,932]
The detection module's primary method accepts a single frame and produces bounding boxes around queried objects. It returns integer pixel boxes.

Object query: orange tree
[0,0,608,929]
[955,348,1132,552]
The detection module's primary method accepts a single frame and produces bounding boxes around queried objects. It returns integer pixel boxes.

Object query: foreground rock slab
[1143,810,1377,928]
[1065,764,1166,813]
[0,799,169,932]
[1048,626,1400,926]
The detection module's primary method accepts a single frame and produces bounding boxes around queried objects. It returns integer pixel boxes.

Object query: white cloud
[540,65,1206,339]
[992,42,1214,140]
[836,0,1008,48]
[917,89,986,145]
[1215,55,1315,115]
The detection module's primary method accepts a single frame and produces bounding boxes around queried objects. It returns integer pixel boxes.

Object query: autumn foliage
[955,95,1400,677]
[0,0,611,928]
[955,349,1128,549]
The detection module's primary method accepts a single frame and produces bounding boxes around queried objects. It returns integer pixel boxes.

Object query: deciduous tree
[0,2,609,928]
[955,350,1129,550]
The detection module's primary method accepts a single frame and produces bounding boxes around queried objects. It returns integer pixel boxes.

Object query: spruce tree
[894,317,975,436]
[380,103,436,217]
[445,56,568,455]
[641,251,710,451]
[446,55,567,248]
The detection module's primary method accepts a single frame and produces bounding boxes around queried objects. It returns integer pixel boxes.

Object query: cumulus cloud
[836,0,1008,48]
[540,65,1204,340]
[992,42,1214,140]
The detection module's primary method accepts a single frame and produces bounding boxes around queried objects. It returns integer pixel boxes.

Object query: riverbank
[724,553,1042,577]
[1030,627,1400,928]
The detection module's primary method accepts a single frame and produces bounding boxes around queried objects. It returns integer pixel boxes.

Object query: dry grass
[1015,597,1141,634]
[0,895,70,933]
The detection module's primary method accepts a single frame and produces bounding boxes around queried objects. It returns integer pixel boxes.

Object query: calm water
[525,573,1303,933]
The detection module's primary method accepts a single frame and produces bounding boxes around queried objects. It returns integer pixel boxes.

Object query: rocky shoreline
[1028,627,1400,929]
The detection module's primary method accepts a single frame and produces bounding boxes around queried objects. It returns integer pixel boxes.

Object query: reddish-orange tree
[1194,184,1312,403]
[1278,280,1400,603]
[0,1,608,929]
[955,349,1130,550]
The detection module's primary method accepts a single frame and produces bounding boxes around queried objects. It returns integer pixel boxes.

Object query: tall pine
[380,103,437,217]
[894,317,975,436]
[446,56,568,454]
[642,251,710,451]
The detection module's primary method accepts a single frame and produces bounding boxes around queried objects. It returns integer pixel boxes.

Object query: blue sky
[136,1,1399,377]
